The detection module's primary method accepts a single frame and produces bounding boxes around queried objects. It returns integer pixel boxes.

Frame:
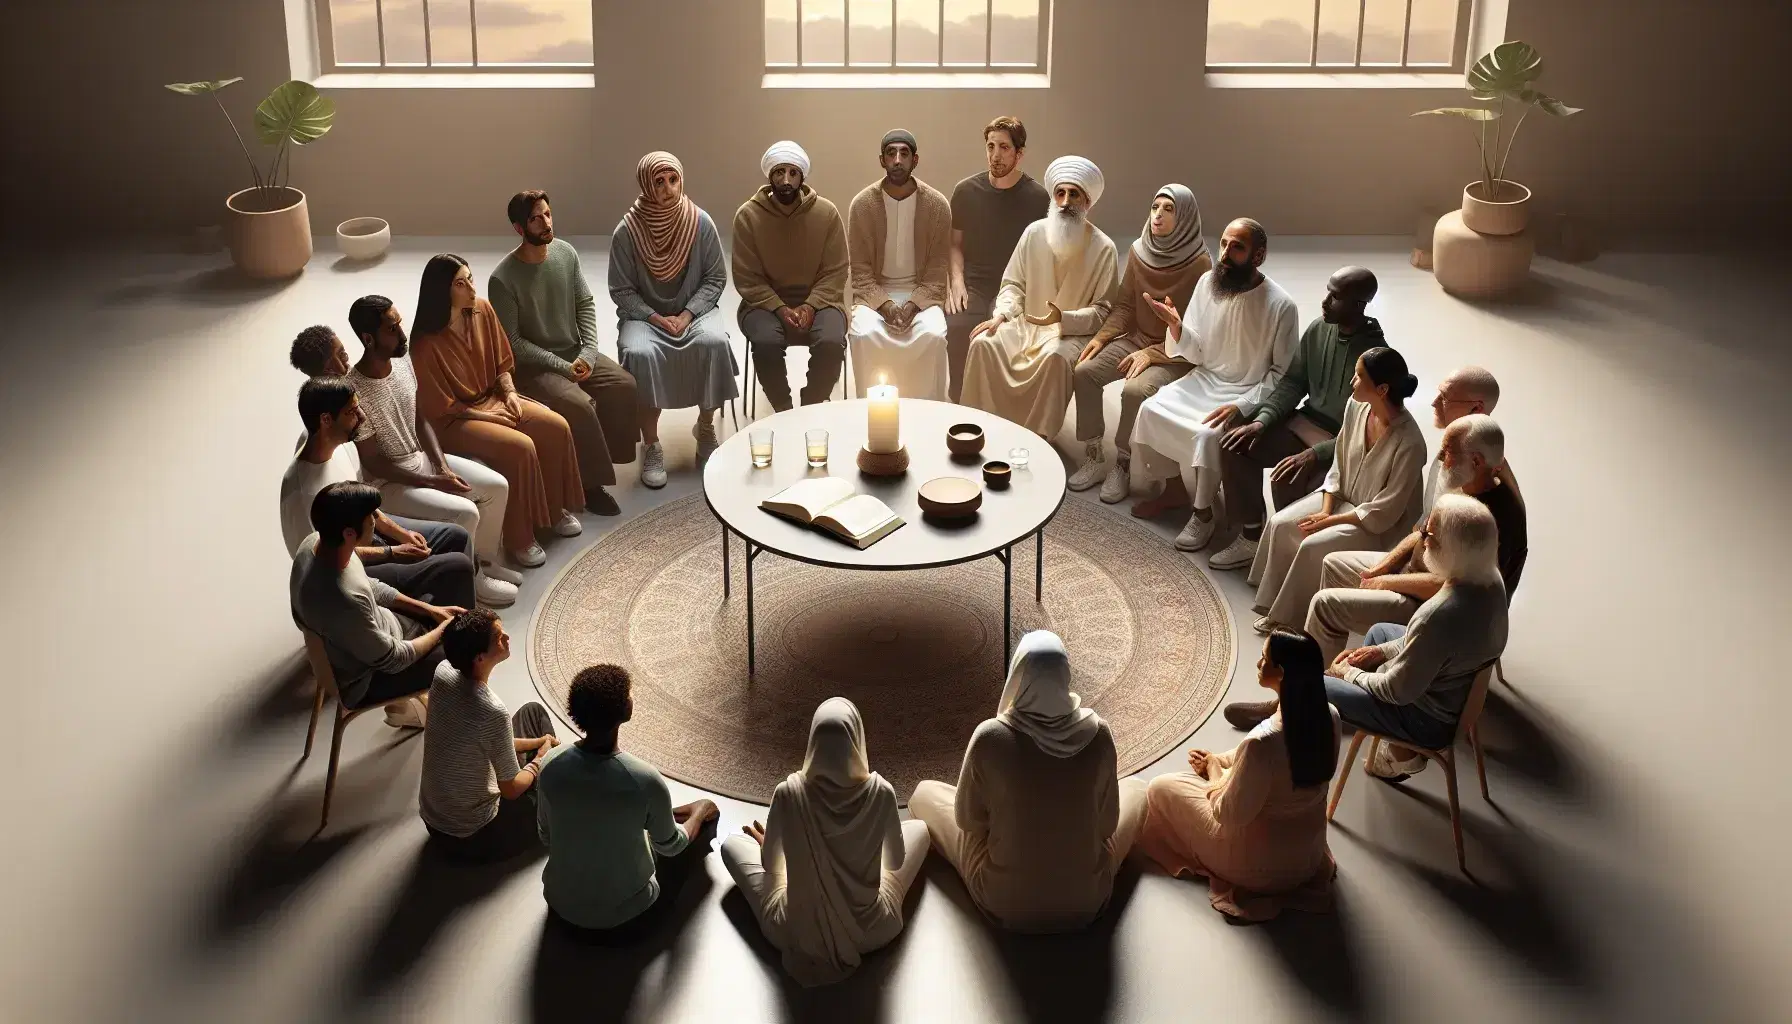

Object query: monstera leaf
[1521,89,1582,118]
[164,78,243,95]
[1467,40,1543,101]
[254,80,335,146]
[1413,106,1501,121]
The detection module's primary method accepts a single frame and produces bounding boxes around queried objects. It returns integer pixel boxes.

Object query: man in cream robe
[847,129,954,399]
[961,156,1118,439]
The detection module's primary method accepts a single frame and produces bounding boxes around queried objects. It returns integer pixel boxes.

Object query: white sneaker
[1174,510,1216,551]
[1251,615,1277,635]
[554,511,583,538]
[1208,534,1258,571]
[512,542,546,568]
[1099,459,1130,504]
[482,562,524,586]
[475,571,518,608]
[384,697,427,730]
[1067,441,1107,491]
[693,420,719,466]
[1367,742,1427,781]
[641,441,667,489]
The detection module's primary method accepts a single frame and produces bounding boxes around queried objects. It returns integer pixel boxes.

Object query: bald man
[1207,267,1386,571]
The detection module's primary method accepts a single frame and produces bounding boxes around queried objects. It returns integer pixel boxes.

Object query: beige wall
[4,0,1786,242]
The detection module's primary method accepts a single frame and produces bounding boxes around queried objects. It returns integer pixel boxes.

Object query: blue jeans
[1324,623,1457,750]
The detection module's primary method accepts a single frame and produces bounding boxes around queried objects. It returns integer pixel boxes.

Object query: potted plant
[165,78,336,278]
[1415,41,1581,236]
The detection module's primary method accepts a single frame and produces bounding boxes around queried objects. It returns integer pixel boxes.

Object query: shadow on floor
[1252,888,1368,1020]
[1476,684,1604,811]
[97,266,299,308]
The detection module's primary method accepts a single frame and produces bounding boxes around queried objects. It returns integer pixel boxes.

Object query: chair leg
[1327,731,1367,820]
[1471,725,1490,802]
[1441,752,1467,874]
[320,710,350,831]
[302,675,326,760]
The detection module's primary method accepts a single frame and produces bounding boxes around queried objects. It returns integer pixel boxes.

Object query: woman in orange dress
[409,253,585,567]
[1135,628,1341,921]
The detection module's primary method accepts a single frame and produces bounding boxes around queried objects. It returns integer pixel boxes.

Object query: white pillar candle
[866,384,901,453]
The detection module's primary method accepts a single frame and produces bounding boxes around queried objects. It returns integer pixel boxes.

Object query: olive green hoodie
[730,184,850,319]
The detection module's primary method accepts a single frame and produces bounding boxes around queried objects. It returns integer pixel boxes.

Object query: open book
[760,477,905,549]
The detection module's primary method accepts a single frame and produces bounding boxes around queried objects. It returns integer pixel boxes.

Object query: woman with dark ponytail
[1136,628,1340,920]
[1243,344,1428,636]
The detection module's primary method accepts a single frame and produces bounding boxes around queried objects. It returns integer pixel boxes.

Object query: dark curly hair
[289,325,341,376]
[567,664,632,738]
[443,609,500,672]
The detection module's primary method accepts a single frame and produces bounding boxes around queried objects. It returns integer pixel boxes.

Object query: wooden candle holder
[857,445,910,476]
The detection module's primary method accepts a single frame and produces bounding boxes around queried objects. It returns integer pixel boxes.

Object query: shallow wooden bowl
[917,476,983,518]
[946,423,986,456]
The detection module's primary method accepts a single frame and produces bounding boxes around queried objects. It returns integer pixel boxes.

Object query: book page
[816,494,897,539]
[762,477,856,521]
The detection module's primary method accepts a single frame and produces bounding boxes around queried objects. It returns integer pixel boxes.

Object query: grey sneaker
[641,441,667,489]
[1099,459,1130,504]
[1174,510,1216,551]
[1208,534,1258,571]
[1067,441,1106,491]
[1223,699,1279,731]
[694,420,719,465]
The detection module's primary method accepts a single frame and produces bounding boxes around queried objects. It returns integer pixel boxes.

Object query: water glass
[750,430,774,468]
[1008,446,1031,470]
[805,428,829,467]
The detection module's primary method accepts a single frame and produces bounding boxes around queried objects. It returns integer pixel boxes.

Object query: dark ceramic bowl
[946,422,986,456]
[982,460,1012,490]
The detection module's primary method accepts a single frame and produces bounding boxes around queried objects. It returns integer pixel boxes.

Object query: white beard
[1045,207,1087,259]
[1443,459,1478,491]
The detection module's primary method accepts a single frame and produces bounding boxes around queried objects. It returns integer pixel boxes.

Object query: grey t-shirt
[419,664,520,837]
[289,534,423,706]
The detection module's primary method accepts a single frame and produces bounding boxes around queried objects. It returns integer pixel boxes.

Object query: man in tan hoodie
[733,141,851,411]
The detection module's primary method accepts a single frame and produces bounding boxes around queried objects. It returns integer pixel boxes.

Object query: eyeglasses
[1418,526,1435,541]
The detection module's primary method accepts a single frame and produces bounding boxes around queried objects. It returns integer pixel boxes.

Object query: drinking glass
[1008,446,1031,470]
[750,429,774,468]
[805,428,829,467]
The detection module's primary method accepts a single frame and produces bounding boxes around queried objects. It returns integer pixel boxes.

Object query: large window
[765,0,1048,72]
[318,0,593,71]
[1207,0,1472,72]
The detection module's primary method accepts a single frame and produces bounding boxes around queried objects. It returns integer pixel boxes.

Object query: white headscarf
[1134,183,1209,270]
[996,631,1101,758]
[761,140,812,178]
[770,697,902,987]
[1044,155,1105,208]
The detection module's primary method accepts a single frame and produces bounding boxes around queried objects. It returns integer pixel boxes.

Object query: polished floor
[2,237,1787,1023]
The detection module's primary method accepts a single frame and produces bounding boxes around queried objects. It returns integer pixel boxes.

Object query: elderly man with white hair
[733,140,851,412]
[1323,493,1509,780]
[960,156,1120,440]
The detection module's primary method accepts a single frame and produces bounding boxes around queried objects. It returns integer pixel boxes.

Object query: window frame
[1204,0,1475,75]
[763,0,1052,75]
[314,0,596,75]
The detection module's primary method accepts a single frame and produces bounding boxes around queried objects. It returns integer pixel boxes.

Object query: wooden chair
[300,631,428,831]
[1325,662,1496,874]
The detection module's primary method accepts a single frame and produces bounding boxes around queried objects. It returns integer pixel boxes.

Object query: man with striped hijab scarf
[610,152,739,487]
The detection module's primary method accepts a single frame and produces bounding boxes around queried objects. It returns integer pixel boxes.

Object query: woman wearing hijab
[610,152,740,489]
[721,698,930,987]
[909,631,1147,933]
[1068,185,1213,504]
[1136,628,1340,921]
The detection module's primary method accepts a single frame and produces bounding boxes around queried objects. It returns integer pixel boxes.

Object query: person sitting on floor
[1208,266,1385,571]
[1136,628,1340,922]
[419,609,559,862]
[290,323,351,378]
[845,129,954,400]
[488,191,637,514]
[722,697,931,987]
[278,377,501,602]
[610,152,739,487]
[1068,183,1213,501]
[1324,494,1509,781]
[1245,346,1427,636]
[733,141,851,412]
[909,630,1146,933]
[290,481,469,730]
[410,253,588,567]
[536,664,719,934]
[1127,219,1301,550]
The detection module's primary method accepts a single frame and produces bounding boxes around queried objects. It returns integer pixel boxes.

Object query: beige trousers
[1304,549,1424,664]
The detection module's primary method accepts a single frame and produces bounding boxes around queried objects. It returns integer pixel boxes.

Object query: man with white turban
[960,156,1119,440]
[844,129,954,399]
[733,141,851,411]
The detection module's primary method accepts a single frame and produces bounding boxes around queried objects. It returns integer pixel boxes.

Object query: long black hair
[412,253,469,338]
[1360,345,1419,405]
[1266,628,1337,789]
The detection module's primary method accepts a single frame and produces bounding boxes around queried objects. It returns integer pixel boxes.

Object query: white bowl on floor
[335,217,391,261]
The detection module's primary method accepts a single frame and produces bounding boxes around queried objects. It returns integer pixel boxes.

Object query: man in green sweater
[489,191,637,516]
[1208,266,1384,570]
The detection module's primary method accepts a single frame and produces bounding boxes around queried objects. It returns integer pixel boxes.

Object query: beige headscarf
[622,151,700,281]
[768,697,903,987]
[997,631,1101,757]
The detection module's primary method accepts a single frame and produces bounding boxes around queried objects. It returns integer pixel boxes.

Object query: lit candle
[866,380,900,454]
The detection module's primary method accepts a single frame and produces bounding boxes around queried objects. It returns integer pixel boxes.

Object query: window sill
[1204,72,1464,90]
[311,72,595,89]
[761,72,1050,90]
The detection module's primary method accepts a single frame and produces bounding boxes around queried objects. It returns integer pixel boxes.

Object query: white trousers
[848,299,950,401]
[371,452,510,564]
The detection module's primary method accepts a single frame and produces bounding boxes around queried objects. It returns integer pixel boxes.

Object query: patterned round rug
[528,493,1235,805]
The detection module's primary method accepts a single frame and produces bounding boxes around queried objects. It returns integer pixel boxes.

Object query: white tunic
[848,192,948,398]
[881,192,917,291]
[1130,271,1300,471]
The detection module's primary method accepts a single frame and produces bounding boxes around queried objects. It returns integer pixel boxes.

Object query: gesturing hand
[743,820,767,845]
[1142,292,1180,328]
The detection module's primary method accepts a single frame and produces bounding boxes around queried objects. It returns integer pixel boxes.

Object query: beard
[1442,457,1478,491]
[771,181,802,204]
[524,227,553,246]
[1045,205,1086,259]
[988,156,1015,179]
[884,165,912,187]
[1212,258,1258,296]
[389,329,409,359]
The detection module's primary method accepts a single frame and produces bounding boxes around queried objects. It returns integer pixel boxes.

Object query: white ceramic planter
[1460,180,1532,236]
[336,217,392,261]
[226,186,312,279]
